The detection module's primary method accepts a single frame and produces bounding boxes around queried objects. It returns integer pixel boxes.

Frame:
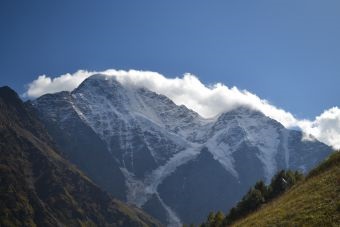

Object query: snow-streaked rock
[32,74,332,226]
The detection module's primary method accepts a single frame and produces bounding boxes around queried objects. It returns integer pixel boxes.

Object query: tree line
[186,169,304,227]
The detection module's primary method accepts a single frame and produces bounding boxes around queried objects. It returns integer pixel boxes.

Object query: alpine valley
[30,74,331,226]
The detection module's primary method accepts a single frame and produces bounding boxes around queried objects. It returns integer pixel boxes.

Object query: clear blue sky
[1,0,339,119]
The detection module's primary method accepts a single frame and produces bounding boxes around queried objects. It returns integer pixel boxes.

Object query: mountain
[32,74,332,225]
[232,151,340,226]
[0,86,161,227]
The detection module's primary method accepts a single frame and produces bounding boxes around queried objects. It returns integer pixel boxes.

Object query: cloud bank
[24,69,340,149]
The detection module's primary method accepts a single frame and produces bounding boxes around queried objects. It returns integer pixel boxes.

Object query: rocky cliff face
[0,86,161,227]
[32,74,331,225]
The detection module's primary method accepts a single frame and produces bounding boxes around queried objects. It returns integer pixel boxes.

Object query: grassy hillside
[233,151,340,227]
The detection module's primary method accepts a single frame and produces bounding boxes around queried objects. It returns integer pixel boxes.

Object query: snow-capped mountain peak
[32,74,331,226]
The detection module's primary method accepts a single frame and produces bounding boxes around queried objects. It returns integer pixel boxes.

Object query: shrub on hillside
[197,169,304,227]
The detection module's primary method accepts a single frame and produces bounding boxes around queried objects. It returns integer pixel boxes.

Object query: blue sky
[0,0,339,119]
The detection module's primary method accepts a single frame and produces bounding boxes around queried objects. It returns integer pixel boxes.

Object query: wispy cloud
[24,69,340,149]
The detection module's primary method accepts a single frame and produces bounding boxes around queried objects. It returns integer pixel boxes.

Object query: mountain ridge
[32,74,332,225]
[0,86,162,227]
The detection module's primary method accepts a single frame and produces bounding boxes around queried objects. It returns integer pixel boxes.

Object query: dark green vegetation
[198,169,303,226]
[226,170,303,225]
[198,151,340,227]
[0,86,161,227]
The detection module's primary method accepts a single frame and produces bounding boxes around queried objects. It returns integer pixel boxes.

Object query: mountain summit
[32,74,331,225]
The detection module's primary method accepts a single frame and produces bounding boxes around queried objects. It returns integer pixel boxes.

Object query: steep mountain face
[0,86,161,227]
[32,75,332,225]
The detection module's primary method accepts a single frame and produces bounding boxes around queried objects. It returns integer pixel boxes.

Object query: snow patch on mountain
[121,168,147,206]
[144,143,202,196]
[156,193,182,227]
[205,130,239,178]
[281,129,290,169]
[236,111,281,181]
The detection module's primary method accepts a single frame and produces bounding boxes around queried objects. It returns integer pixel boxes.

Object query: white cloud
[24,69,340,149]
[24,70,93,98]
[297,107,340,149]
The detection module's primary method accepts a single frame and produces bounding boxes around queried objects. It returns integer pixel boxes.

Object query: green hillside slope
[233,151,340,227]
